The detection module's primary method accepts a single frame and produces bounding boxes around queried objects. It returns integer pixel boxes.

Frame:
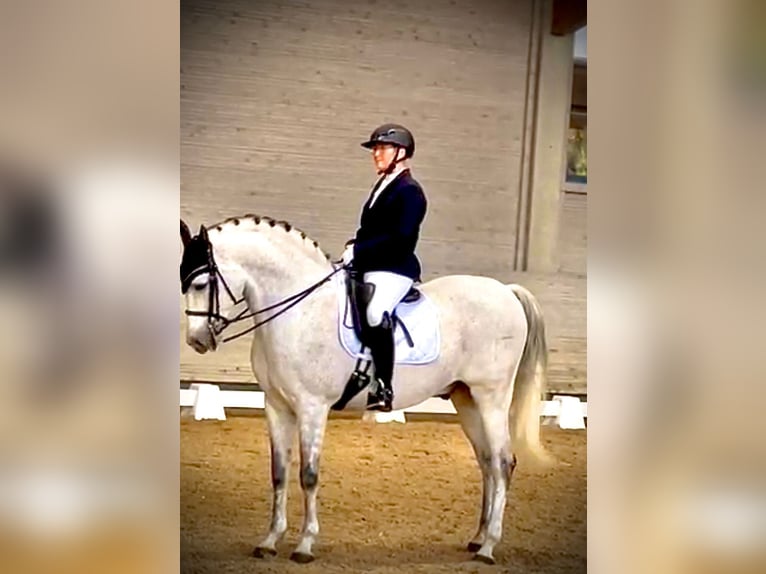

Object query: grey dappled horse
[180,215,551,565]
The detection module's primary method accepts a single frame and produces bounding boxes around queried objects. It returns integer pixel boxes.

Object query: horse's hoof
[467,542,482,553]
[472,553,496,565]
[290,551,315,564]
[252,546,277,559]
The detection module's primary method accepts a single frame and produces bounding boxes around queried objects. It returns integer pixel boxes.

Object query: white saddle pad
[337,279,440,365]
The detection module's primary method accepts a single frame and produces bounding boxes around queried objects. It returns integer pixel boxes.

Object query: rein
[183,246,345,343]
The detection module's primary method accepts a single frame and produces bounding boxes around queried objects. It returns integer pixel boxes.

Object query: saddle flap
[338,279,440,366]
[346,271,375,343]
[345,272,422,347]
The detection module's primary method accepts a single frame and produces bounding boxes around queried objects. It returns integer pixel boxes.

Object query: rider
[342,123,428,412]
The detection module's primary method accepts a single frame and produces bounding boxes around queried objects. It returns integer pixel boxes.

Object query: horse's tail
[508,284,554,465]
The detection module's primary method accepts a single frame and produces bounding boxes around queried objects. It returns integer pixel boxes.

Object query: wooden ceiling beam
[551,0,587,36]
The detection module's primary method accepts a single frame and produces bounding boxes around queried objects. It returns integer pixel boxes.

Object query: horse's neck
[216,228,332,309]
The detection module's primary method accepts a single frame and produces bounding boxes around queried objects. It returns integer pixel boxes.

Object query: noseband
[181,241,244,336]
[181,238,345,343]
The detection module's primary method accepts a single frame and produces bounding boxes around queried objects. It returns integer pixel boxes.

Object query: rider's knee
[367,306,393,328]
[366,306,383,327]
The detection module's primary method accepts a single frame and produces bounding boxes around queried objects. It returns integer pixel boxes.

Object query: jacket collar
[373,167,409,195]
[366,168,409,210]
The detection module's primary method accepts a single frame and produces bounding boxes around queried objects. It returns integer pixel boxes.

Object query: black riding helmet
[361,123,415,159]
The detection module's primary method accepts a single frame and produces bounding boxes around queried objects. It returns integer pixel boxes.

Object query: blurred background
[0,1,179,572]
[0,0,765,572]
[589,0,766,572]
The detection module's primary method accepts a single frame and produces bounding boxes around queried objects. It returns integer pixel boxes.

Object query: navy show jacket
[352,169,427,281]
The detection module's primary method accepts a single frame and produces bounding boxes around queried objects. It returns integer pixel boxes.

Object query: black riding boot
[366,314,394,412]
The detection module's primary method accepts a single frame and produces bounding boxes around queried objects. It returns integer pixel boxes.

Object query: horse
[179,214,551,565]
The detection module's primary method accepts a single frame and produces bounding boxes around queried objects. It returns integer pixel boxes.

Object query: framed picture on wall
[564,53,587,191]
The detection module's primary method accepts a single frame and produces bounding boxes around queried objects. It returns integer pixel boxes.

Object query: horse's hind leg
[470,389,516,565]
[451,383,492,553]
[290,402,330,564]
[254,394,297,558]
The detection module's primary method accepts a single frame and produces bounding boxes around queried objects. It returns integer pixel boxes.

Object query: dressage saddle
[331,270,419,412]
[345,270,419,346]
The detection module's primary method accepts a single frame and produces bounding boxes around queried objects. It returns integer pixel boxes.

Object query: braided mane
[206,214,332,261]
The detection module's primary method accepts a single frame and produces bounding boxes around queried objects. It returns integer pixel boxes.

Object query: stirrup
[366,382,393,412]
[331,363,372,412]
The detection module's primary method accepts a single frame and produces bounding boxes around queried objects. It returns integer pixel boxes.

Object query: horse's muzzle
[187,326,218,354]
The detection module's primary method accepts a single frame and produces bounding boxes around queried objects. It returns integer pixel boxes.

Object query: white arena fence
[180,382,587,429]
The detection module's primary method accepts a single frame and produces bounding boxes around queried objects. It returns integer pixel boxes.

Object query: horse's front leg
[290,402,330,563]
[253,394,296,558]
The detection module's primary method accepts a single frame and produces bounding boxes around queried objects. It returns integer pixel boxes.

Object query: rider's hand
[341,244,354,266]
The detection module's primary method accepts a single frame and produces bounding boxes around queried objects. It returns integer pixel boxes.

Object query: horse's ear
[198,224,208,242]
[180,219,192,247]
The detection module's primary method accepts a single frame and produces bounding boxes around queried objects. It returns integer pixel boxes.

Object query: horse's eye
[193,282,206,292]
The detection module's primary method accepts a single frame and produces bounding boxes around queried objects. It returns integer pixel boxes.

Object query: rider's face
[371,144,401,173]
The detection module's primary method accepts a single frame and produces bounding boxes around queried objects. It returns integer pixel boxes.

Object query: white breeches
[363,271,414,327]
